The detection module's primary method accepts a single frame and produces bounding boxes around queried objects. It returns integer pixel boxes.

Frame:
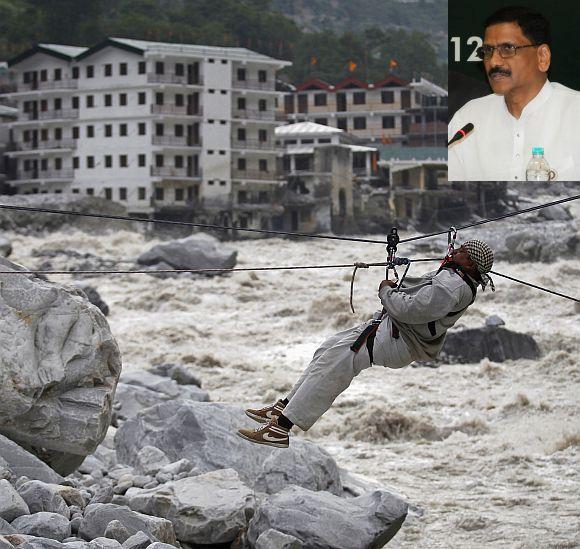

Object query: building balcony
[6,139,76,152]
[150,104,203,116]
[150,166,202,179]
[17,109,79,122]
[407,121,447,135]
[10,169,74,181]
[147,73,203,86]
[16,80,78,92]
[232,109,286,122]
[232,79,276,92]
[152,135,202,147]
[201,196,233,210]
[231,139,281,151]
[232,169,283,181]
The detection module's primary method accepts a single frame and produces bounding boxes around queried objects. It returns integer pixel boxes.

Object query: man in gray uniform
[238,239,495,448]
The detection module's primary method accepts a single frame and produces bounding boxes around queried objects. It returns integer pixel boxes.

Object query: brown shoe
[237,417,290,448]
[245,399,286,424]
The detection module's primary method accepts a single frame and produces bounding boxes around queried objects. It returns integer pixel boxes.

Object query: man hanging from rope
[237,239,495,448]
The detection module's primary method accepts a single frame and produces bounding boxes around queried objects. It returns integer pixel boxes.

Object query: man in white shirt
[448,6,580,181]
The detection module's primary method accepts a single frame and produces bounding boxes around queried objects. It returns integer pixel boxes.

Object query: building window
[382,116,395,129]
[175,124,184,137]
[54,68,62,81]
[105,124,113,137]
[258,70,267,82]
[155,123,164,136]
[175,188,184,201]
[238,190,247,203]
[87,188,94,196]
[175,63,184,76]
[220,90,227,95]
[86,95,94,108]
[353,117,366,130]
[314,118,328,125]
[155,61,164,75]
[237,97,246,110]
[237,158,246,170]
[237,68,246,81]
[314,93,327,106]
[258,99,267,111]
[138,187,146,200]
[381,90,394,104]
[73,157,79,169]
[155,154,164,167]
[175,156,184,168]
[104,94,112,107]
[54,127,62,140]
[54,158,62,170]
[155,92,164,105]
[138,61,146,74]
[138,122,146,135]
[155,187,164,200]
[175,94,184,107]
[258,129,268,142]
[72,96,79,109]
[319,138,331,143]
[119,62,127,76]
[353,92,366,105]
[120,123,128,136]
[72,66,79,79]
[105,155,112,168]
[87,156,94,168]
[104,64,112,77]
[119,93,127,106]
[86,125,94,138]
[41,158,48,170]
[337,118,347,131]
[208,58,215,63]
[220,180,226,186]
[237,128,246,141]
[86,65,94,78]
[105,188,112,200]
[119,187,127,200]
[72,188,80,193]
[119,155,128,167]
[259,159,268,172]
[138,154,146,167]
[40,69,47,81]
[72,127,79,139]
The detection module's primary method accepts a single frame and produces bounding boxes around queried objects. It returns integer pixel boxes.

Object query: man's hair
[485,6,551,47]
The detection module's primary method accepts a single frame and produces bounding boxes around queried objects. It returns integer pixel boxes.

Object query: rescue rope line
[0,193,578,246]
[490,270,579,303]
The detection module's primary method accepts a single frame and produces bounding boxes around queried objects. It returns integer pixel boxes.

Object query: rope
[399,194,580,244]
[0,193,578,246]
[490,270,579,303]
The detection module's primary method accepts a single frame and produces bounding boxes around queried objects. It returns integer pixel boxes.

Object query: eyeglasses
[476,43,540,60]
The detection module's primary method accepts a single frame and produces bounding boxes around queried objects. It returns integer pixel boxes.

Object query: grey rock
[89,538,123,549]
[485,315,505,327]
[154,472,172,484]
[78,503,176,545]
[0,434,63,483]
[70,282,109,316]
[0,258,122,460]
[127,469,255,545]
[159,459,192,476]
[110,496,129,506]
[70,517,83,534]
[12,512,71,542]
[18,480,70,518]
[134,446,169,476]
[122,531,150,549]
[149,364,202,387]
[0,479,29,522]
[120,372,209,402]
[77,455,106,476]
[0,538,12,549]
[89,485,114,505]
[14,536,67,548]
[112,384,171,422]
[64,542,90,549]
[247,485,408,549]
[147,544,175,549]
[136,232,237,273]
[255,529,304,549]
[442,326,541,363]
[104,520,131,543]
[115,402,342,496]
[0,517,17,535]
[0,235,11,258]
[132,476,153,489]
[537,204,572,221]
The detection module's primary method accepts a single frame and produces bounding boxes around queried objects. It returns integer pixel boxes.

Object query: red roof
[295,78,334,91]
[373,75,409,88]
[294,74,409,92]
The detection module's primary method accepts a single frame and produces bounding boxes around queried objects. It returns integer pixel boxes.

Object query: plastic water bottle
[525,147,551,181]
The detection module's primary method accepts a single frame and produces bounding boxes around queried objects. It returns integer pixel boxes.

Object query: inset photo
[448,1,580,181]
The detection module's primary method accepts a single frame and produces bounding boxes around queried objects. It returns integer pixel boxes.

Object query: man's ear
[537,44,551,73]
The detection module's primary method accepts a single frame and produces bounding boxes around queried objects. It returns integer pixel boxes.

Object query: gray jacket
[378,268,477,361]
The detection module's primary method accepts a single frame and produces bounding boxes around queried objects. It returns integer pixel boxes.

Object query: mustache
[488,66,512,77]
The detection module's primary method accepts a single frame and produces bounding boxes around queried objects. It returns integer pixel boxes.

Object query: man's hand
[379,279,397,291]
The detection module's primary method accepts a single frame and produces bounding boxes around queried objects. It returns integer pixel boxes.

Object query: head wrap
[462,239,495,291]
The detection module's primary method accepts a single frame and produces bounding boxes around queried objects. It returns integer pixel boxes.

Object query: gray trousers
[283,319,411,431]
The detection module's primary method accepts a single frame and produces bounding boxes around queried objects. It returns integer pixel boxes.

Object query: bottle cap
[532,147,544,155]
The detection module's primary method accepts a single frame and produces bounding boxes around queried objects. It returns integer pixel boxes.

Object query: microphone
[447,123,474,147]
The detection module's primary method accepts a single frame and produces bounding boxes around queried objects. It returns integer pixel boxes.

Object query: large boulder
[70,282,109,316]
[0,434,63,483]
[127,468,255,545]
[442,326,541,363]
[0,479,29,522]
[136,233,236,274]
[115,402,342,496]
[0,257,122,473]
[247,485,408,548]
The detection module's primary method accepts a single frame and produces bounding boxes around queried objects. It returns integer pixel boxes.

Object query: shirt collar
[502,79,553,120]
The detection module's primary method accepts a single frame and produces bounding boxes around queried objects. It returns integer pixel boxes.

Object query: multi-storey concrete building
[1,38,290,228]
[281,75,447,147]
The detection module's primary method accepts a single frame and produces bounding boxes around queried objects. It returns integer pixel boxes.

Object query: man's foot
[245,399,286,424]
[237,417,290,448]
